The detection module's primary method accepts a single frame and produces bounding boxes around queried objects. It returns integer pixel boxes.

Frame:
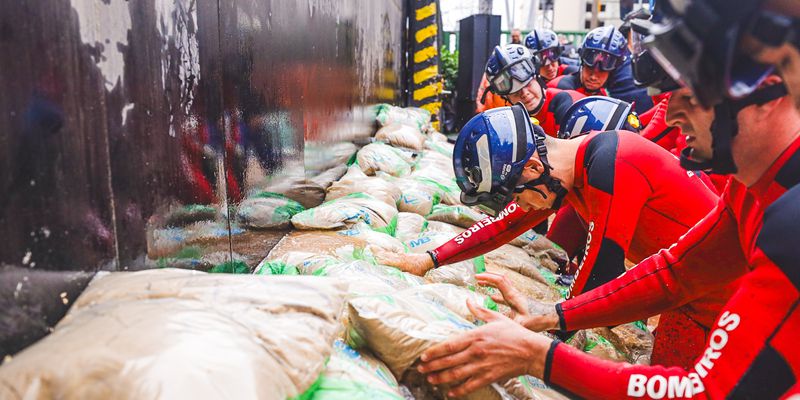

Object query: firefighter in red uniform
[482,44,584,137]
[524,28,578,84]
[548,26,628,96]
[378,100,731,369]
[413,1,800,397]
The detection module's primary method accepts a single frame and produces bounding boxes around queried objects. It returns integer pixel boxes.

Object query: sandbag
[502,376,570,400]
[567,328,628,363]
[375,104,430,131]
[266,230,367,261]
[291,193,398,231]
[426,204,486,228]
[485,263,563,303]
[356,143,414,177]
[306,141,359,175]
[424,258,485,289]
[327,166,402,207]
[398,284,498,324]
[403,231,454,254]
[336,223,405,254]
[424,220,464,236]
[602,323,654,365]
[261,175,328,209]
[347,293,518,400]
[523,237,569,271]
[0,269,346,400]
[375,124,427,151]
[424,139,455,160]
[389,176,441,216]
[394,212,428,242]
[484,245,549,284]
[314,260,425,297]
[236,193,305,229]
[305,339,404,400]
[310,164,349,189]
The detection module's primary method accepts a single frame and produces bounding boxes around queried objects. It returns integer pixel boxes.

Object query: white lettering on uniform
[627,312,739,398]
[569,221,595,296]
[452,203,518,246]
[628,374,647,397]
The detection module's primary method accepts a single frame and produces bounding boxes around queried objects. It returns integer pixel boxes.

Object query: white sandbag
[291,193,398,231]
[375,104,430,130]
[485,245,549,284]
[375,124,427,151]
[395,212,428,242]
[0,269,346,400]
[426,204,486,228]
[424,220,464,236]
[485,263,563,303]
[266,230,367,261]
[347,293,518,400]
[305,141,359,174]
[356,143,414,177]
[315,260,425,296]
[398,284,499,324]
[236,194,305,229]
[326,166,402,206]
[261,176,328,209]
[424,258,484,289]
[404,231,454,254]
[309,164,349,189]
[336,223,405,254]
[304,340,404,400]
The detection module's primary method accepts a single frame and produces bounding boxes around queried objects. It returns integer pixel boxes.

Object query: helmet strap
[523,124,569,210]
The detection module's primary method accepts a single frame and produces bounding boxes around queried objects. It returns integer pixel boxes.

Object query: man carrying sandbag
[378,101,732,370]
[411,1,800,397]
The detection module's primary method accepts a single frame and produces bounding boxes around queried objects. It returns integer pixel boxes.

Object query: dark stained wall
[0,0,404,272]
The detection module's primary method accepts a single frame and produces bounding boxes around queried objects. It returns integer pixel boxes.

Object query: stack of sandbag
[0,269,346,400]
[291,193,398,232]
[375,104,431,133]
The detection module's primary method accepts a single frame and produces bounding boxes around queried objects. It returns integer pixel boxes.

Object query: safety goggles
[537,48,563,64]
[581,48,624,71]
[489,57,536,95]
[645,18,775,106]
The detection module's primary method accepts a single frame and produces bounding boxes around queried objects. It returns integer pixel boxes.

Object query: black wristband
[543,340,560,385]
[555,302,567,332]
[426,250,440,268]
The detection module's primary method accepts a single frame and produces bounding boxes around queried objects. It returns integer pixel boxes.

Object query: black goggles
[537,48,563,63]
[581,48,623,71]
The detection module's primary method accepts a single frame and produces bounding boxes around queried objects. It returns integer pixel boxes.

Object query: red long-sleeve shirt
[545,136,800,399]
[532,88,585,137]
[547,72,608,96]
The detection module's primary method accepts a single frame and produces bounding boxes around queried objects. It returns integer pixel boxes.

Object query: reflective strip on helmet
[475,135,493,193]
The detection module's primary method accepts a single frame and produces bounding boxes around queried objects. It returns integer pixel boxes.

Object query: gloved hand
[373,249,435,276]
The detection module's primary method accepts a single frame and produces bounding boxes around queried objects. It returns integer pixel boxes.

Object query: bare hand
[418,300,553,398]
[476,272,560,330]
[374,249,434,276]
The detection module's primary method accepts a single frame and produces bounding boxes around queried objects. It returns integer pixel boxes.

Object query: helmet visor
[538,48,562,63]
[581,48,623,71]
[645,18,774,106]
[489,57,536,95]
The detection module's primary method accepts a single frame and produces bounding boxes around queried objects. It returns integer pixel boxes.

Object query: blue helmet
[485,44,537,95]
[524,29,563,63]
[454,104,567,215]
[580,26,628,71]
[558,96,640,139]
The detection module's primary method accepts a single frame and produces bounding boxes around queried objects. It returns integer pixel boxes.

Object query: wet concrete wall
[0,0,404,272]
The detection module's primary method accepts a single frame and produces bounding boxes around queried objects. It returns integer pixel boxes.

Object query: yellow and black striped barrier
[409,0,442,130]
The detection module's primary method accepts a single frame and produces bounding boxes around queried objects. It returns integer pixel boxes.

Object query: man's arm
[430,202,552,265]
[557,197,749,332]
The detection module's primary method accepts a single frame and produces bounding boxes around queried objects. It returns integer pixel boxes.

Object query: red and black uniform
[429,130,730,368]
[533,88,585,137]
[544,136,800,399]
[547,72,608,96]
